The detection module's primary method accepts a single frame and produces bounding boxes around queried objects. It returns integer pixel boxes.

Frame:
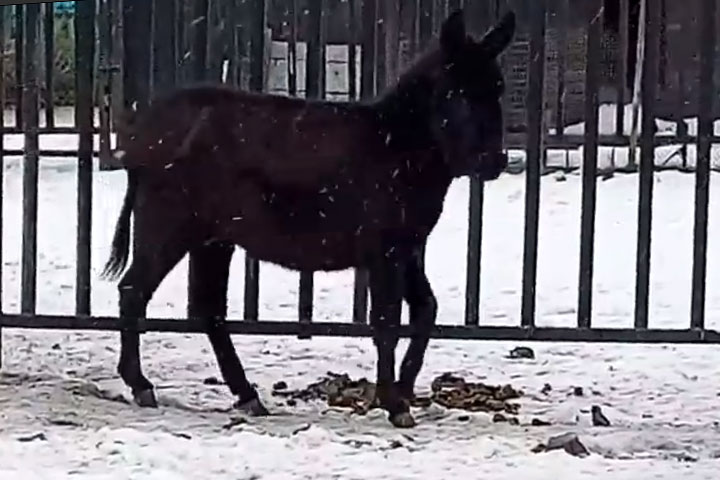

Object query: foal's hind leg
[188,242,268,416]
[117,237,190,407]
[397,248,437,401]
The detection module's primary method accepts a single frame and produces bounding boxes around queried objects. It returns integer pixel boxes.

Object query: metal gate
[0,0,719,371]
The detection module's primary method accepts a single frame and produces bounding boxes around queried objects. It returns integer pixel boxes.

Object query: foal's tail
[100,169,138,281]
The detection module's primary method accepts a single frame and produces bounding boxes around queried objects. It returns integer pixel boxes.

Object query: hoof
[390,412,417,429]
[234,397,270,417]
[133,389,158,408]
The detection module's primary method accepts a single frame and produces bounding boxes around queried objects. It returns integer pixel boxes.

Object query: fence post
[97,0,114,170]
[15,5,23,128]
[21,3,40,316]
[464,2,494,327]
[615,0,629,138]
[122,0,152,117]
[153,0,177,94]
[348,0,358,100]
[298,0,326,338]
[190,0,209,83]
[243,0,267,322]
[287,0,299,96]
[520,0,546,328]
[0,5,5,369]
[577,1,602,329]
[75,0,96,317]
[352,0,377,325]
[43,3,54,128]
[690,0,717,330]
[634,0,660,330]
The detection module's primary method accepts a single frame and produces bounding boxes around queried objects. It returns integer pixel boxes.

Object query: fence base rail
[1,314,720,344]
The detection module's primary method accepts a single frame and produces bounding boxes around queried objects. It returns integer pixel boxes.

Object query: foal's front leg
[397,248,437,400]
[368,258,415,428]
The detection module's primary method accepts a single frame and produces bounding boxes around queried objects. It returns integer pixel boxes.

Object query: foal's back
[121,85,385,188]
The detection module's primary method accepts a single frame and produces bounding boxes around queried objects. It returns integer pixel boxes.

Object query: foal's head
[426,10,515,179]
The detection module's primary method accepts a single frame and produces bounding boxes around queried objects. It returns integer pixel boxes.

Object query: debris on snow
[532,432,590,458]
[222,417,247,430]
[493,413,508,423]
[272,381,288,391]
[271,372,523,416]
[430,373,522,414]
[17,432,48,443]
[591,405,611,427]
[47,418,83,428]
[508,346,535,360]
[203,376,223,386]
[67,381,128,404]
[530,418,552,427]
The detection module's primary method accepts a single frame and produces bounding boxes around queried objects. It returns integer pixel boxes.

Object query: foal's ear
[440,9,467,56]
[478,11,516,58]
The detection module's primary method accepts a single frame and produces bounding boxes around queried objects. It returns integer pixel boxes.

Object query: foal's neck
[371,75,438,155]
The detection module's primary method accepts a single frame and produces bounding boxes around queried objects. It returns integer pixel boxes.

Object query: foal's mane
[373,40,444,105]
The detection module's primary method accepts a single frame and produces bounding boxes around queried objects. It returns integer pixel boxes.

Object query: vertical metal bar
[185,0,212,319]
[123,0,153,111]
[299,0,325,336]
[405,0,419,60]
[75,0,95,317]
[191,0,209,82]
[375,1,386,93]
[460,0,485,328]
[206,0,223,82]
[176,0,187,85]
[418,0,433,49]
[43,2,54,128]
[97,0,115,170]
[359,0,377,98]
[348,0,358,100]
[615,0,629,137]
[520,0,546,328]
[578,3,602,329]
[225,0,239,86]
[0,5,6,369]
[352,0,377,325]
[433,0,446,34]
[110,0,124,134]
[690,0,716,330]
[153,0,177,94]
[287,0,298,96]
[15,5,24,128]
[306,0,324,99]
[555,0,568,136]
[634,0,660,330]
[464,176,484,326]
[383,1,400,84]
[244,0,266,322]
[21,2,40,316]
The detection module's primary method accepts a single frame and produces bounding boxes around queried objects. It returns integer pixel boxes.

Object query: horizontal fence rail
[0,0,719,371]
[3,314,720,344]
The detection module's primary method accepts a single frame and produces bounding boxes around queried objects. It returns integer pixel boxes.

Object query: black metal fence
[0,0,719,371]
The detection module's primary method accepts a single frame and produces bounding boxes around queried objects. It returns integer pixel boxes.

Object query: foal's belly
[232,229,363,272]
